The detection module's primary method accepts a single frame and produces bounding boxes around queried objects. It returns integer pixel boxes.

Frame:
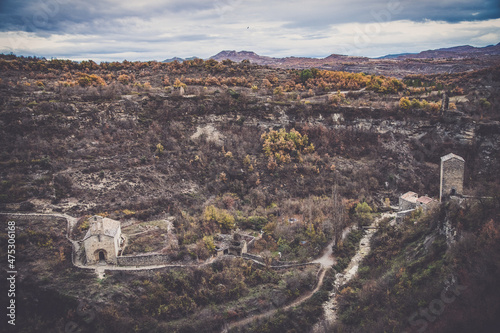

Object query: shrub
[273,86,284,95]
[203,235,215,252]
[173,78,187,88]
[118,74,132,85]
[155,143,164,156]
[399,97,411,109]
[261,128,315,168]
[76,73,106,87]
[203,205,235,231]
[354,202,373,227]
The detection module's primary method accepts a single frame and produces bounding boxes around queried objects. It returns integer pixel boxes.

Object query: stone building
[399,192,436,212]
[440,153,465,202]
[399,191,418,211]
[214,233,254,257]
[82,216,122,265]
[416,196,436,211]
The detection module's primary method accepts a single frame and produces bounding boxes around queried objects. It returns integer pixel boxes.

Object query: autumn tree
[354,202,373,227]
[261,128,315,168]
[203,205,235,232]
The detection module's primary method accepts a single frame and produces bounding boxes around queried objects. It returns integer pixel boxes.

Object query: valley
[0,53,499,333]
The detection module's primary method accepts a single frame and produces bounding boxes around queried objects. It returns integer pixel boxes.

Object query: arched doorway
[94,249,107,263]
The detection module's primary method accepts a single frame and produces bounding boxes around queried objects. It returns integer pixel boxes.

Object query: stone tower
[440,153,465,202]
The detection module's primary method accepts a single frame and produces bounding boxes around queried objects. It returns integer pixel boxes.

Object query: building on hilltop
[440,153,465,202]
[82,216,123,265]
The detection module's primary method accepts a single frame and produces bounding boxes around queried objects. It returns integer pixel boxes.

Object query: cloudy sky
[0,0,499,61]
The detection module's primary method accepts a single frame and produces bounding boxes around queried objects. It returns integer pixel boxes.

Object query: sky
[0,0,499,62]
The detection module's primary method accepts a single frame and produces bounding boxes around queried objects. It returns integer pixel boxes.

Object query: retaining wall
[117,253,172,266]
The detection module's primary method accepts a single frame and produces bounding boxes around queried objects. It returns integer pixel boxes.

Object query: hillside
[327,199,500,333]
[0,55,499,333]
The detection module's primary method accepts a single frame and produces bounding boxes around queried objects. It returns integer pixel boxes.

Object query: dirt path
[312,212,396,331]
[221,224,358,332]
[312,241,335,267]
[222,268,326,332]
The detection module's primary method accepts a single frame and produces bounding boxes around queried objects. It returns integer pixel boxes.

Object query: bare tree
[330,183,346,249]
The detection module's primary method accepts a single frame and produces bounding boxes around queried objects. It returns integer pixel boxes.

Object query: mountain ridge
[163,43,500,64]
[210,43,500,63]
[161,43,500,77]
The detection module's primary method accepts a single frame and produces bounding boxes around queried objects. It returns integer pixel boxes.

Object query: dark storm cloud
[1,0,499,35]
[278,0,500,29]
[0,0,214,34]
[0,0,498,61]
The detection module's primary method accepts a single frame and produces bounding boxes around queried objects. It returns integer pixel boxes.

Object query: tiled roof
[417,196,434,205]
[84,216,121,239]
[401,191,418,202]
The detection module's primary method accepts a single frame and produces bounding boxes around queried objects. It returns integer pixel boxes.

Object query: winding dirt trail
[312,212,396,331]
[222,235,341,332]
[222,268,327,332]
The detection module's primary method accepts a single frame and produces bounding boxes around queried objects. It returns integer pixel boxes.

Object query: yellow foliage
[118,74,132,85]
[203,205,235,231]
[122,209,136,216]
[261,128,314,169]
[155,143,164,156]
[173,78,187,88]
[203,236,215,252]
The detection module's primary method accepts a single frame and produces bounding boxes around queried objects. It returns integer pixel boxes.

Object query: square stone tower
[440,153,465,202]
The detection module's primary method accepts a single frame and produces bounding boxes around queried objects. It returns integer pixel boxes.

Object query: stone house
[82,216,122,265]
[440,153,465,202]
[399,192,436,212]
[399,191,418,211]
[416,196,436,211]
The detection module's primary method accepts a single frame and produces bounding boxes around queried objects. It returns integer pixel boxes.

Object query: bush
[203,205,235,232]
[261,128,314,168]
[399,97,411,109]
[354,202,373,227]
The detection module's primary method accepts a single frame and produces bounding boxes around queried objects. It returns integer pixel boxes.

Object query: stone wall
[246,237,255,249]
[241,253,317,269]
[242,252,264,263]
[399,198,417,211]
[396,209,416,223]
[84,235,118,264]
[117,253,172,266]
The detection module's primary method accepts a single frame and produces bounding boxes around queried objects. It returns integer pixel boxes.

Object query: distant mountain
[209,50,366,68]
[210,50,278,65]
[162,57,184,63]
[393,43,500,59]
[158,43,500,78]
[207,46,500,77]
[377,53,416,59]
[162,56,200,63]
[209,44,500,66]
